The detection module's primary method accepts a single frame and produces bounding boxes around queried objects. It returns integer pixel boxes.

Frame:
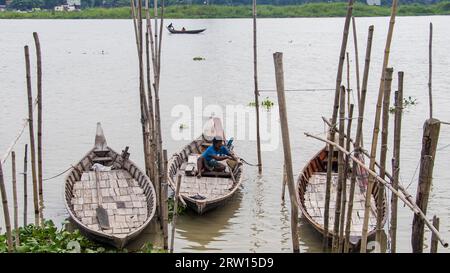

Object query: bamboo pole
[23,144,28,226]
[25,45,39,226]
[428,22,433,119]
[304,132,449,248]
[162,150,169,250]
[253,0,262,173]
[11,152,19,246]
[338,103,353,252]
[0,160,13,252]
[430,216,439,253]
[360,0,398,253]
[11,151,20,246]
[412,118,440,253]
[332,86,346,252]
[33,32,43,208]
[323,0,354,250]
[170,174,182,253]
[344,25,373,253]
[346,52,350,113]
[281,163,286,202]
[273,52,300,253]
[376,67,393,249]
[390,71,403,253]
[351,16,361,108]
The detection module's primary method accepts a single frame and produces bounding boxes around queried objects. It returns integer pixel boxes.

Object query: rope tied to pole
[42,165,75,181]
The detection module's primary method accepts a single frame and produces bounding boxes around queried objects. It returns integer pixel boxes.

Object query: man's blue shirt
[202,145,230,162]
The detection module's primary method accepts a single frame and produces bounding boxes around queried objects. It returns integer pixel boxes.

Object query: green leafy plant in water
[0,220,162,253]
[248,97,275,110]
[168,197,187,221]
[179,123,188,129]
[193,56,205,61]
[389,96,418,114]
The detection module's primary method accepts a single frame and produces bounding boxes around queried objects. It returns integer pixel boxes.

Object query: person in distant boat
[182,27,186,32]
[168,23,173,29]
[196,137,236,178]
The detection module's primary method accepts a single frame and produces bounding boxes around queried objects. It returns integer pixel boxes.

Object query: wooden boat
[167,26,206,34]
[64,123,156,249]
[167,117,243,215]
[297,146,387,250]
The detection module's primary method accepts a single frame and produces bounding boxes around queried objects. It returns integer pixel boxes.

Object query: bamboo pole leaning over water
[412,118,440,253]
[390,72,403,253]
[253,0,262,173]
[376,67,393,250]
[360,0,398,253]
[332,86,346,253]
[351,17,361,107]
[430,216,439,253]
[162,150,169,250]
[170,174,182,253]
[0,160,13,252]
[273,52,300,253]
[11,152,19,246]
[428,22,433,119]
[338,103,353,252]
[323,0,354,251]
[344,25,373,253]
[346,53,350,113]
[23,144,28,226]
[33,32,43,208]
[25,45,39,226]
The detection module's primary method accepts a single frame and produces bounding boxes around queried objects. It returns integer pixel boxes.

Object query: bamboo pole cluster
[130,0,168,250]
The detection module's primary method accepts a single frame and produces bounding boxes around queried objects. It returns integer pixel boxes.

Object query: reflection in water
[279,202,291,252]
[249,175,266,252]
[175,190,243,252]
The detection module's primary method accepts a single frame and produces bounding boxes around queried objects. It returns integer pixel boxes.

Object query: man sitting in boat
[182,27,186,32]
[196,137,236,178]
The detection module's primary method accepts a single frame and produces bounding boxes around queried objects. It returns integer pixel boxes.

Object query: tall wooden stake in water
[427,22,433,119]
[162,150,169,250]
[323,0,354,250]
[25,45,39,226]
[23,144,28,226]
[376,67,393,249]
[253,0,262,173]
[412,118,440,253]
[332,86,346,252]
[273,52,300,253]
[351,16,361,106]
[430,216,439,253]
[338,103,353,252]
[344,25,373,253]
[390,71,403,253]
[346,52,350,113]
[11,152,19,246]
[33,32,43,207]
[170,174,182,253]
[0,161,13,252]
[360,0,398,253]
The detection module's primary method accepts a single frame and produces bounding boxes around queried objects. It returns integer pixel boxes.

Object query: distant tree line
[2,0,447,11]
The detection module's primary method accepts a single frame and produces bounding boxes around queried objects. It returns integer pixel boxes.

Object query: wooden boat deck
[71,170,148,237]
[303,172,377,236]
[177,169,234,201]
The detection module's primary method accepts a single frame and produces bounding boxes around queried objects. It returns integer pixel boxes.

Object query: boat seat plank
[177,172,233,201]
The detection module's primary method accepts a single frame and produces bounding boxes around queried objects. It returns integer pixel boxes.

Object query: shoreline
[0,3,449,19]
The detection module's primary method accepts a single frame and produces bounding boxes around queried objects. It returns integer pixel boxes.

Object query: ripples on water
[0,16,449,252]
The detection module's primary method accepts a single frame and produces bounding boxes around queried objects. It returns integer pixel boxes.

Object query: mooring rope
[42,165,75,181]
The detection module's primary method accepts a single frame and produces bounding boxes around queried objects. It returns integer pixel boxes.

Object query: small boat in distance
[64,123,157,249]
[167,117,244,214]
[167,23,206,34]
[297,145,387,251]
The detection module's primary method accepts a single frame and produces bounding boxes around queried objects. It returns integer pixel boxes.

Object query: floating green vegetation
[248,97,275,110]
[0,220,163,253]
[179,123,188,129]
[389,96,418,114]
[168,196,187,221]
[193,56,205,61]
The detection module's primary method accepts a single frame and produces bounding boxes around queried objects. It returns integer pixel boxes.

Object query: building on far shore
[366,0,381,5]
[54,0,81,12]
[0,5,6,12]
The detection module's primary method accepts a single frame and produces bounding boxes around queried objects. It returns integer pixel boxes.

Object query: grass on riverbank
[0,2,449,19]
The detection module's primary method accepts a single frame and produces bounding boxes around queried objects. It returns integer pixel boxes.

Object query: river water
[0,16,449,253]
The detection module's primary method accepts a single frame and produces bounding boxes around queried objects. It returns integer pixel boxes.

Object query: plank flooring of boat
[177,171,234,200]
[71,170,148,237]
[304,172,377,236]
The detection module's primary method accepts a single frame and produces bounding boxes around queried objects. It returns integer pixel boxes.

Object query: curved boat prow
[94,122,107,150]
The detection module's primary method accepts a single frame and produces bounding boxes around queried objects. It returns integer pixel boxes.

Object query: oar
[94,169,110,230]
